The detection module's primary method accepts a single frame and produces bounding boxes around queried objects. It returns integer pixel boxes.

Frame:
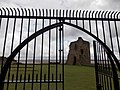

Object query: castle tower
[66,37,90,65]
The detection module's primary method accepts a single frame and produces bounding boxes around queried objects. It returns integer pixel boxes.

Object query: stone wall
[66,37,90,65]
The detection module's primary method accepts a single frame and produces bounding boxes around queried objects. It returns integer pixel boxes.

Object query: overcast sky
[0,0,120,10]
[0,0,120,61]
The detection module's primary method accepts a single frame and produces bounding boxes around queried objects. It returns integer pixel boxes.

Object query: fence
[0,8,120,90]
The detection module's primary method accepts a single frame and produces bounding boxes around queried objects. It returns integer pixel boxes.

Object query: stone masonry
[66,37,90,65]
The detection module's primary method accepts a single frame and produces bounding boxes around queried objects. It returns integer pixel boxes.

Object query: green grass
[2,64,96,90]
[64,65,95,90]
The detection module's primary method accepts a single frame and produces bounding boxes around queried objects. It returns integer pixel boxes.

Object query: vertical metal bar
[6,8,16,90]
[55,9,58,90]
[82,11,85,29]
[36,74,38,82]
[60,74,61,82]
[101,14,109,90]
[63,10,65,18]
[104,49,107,90]
[114,20,120,59]
[95,11,99,38]
[0,21,1,31]
[20,74,22,82]
[31,9,37,90]
[0,9,2,30]
[48,9,51,90]
[1,8,10,90]
[79,10,81,21]
[106,54,110,90]
[15,8,24,90]
[40,9,44,90]
[88,11,92,33]
[66,10,68,18]
[69,10,71,23]
[107,43,113,90]
[100,44,103,89]
[108,57,112,90]
[93,41,101,90]
[59,10,62,64]
[103,52,107,90]
[2,8,9,70]
[10,9,17,90]
[12,74,14,82]
[44,74,46,82]
[101,47,105,90]
[104,52,110,90]
[23,8,31,90]
[59,25,62,64]
[107,12,114,52]
[99,43,103,89]
[101,11,106,44]
[10,8,16,53]
[101,11,108,89]
[58,20,62,90]
[0,9,2,76]
[75,10,78,25]
[28,74,30,82]
[101,45,107,90]
[85,11,88,19]
[62,22,64,90]
[53,9,55,17]
[107,54,119,90]
[6,69,10,90]
[72,10,75,18]
[97,42,102,89]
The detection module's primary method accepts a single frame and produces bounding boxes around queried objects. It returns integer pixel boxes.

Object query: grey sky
[0,0,120,60]
[1,0,120,10]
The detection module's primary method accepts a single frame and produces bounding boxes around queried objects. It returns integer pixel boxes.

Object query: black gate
[0,8,65,90]
[93,41,120,90]
[0,8,120,90]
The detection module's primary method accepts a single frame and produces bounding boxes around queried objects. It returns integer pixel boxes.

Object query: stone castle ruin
[66,37,90,65]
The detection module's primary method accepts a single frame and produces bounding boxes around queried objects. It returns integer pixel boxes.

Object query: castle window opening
[75,44,77,50]
[73,56,76,65]
[81,49,83,54]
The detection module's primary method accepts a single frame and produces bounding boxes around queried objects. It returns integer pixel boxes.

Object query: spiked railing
[0,8,120,90]
[0,8,120,20]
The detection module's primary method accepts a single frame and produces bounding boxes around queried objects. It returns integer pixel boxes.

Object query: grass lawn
[2,64,96,90]
[64,65,95,90]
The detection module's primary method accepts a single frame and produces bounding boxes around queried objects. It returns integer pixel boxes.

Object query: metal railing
[0,8,120,90]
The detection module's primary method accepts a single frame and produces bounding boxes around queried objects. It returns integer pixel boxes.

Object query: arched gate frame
[0,8,120,90]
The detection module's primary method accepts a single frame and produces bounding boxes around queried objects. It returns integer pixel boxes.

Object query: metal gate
[0,8,65,90]
[0,8,120,90]
[93,41,120,90]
